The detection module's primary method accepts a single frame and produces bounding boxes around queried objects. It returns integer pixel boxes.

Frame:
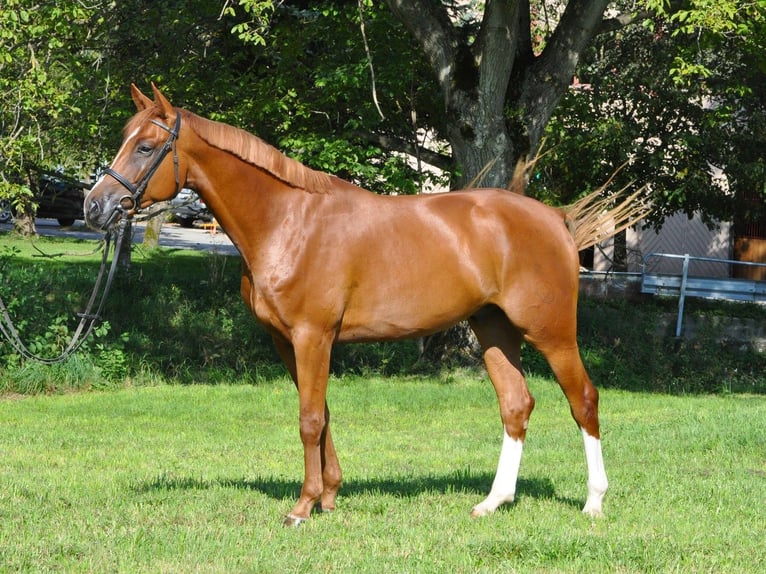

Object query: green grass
[1,374,764,572]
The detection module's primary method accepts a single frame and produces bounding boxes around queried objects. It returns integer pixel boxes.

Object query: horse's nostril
[87,199,101,217]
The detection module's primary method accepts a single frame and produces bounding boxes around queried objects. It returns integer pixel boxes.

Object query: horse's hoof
[582,507,604,519]
[470,505,490,518]
[283,514,308,527]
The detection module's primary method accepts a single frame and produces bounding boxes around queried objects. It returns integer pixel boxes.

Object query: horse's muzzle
[84,194,128,231]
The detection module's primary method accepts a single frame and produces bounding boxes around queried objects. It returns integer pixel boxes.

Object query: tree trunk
[448,101,518,190]
[141,201,168,250]
[387,0,612,172]
[13,171,39,237]
[12,211,36,237]
[116,220,132,270]
[613,229,628,272]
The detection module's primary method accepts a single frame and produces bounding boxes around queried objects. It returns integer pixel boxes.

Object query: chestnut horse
[85,84,608,526]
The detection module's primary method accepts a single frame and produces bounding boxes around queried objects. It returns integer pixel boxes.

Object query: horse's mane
[182,110,333,193]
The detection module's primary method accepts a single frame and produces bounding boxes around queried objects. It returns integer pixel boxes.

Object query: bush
[568,296,766,394]
[1,237,764,395]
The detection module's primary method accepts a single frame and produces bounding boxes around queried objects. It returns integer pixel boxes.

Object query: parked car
[169,188,213,228]
[0,174,90,227]
[35,174,90,227]
[0,200,11,223]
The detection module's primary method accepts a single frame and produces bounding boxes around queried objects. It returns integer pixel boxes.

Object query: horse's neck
[189,152,313,256]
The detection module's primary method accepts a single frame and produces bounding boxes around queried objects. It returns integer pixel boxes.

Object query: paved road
[0,218,239,256]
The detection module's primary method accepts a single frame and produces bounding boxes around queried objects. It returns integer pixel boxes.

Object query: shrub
[1,236,764,395]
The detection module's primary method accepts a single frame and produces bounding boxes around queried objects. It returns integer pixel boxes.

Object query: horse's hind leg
[468,307,535,517]
[533,339,608,517]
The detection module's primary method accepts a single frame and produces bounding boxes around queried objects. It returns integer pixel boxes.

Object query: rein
[0,114,182,365]
[0,219,129,364]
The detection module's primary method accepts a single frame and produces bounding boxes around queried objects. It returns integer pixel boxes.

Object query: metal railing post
[675,254,690,337]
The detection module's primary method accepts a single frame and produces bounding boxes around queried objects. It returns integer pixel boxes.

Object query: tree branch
[352,130,452,171]
[474,0,522,113]
[598,0,688,35]
[598,10,653,35]
[519,0,611,149]
[383,0,457,104]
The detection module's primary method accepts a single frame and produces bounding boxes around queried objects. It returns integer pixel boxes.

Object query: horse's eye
[136,144,154,155]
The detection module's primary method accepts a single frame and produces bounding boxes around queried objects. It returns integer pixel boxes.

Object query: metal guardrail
[641,253,766,337]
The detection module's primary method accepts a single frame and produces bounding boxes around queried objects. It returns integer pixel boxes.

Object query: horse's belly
[336,284,485,342]
[336,316,460,342]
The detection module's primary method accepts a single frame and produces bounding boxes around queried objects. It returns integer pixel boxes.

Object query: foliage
[1,235,764,395]
[0,235,419,390]
[0,0,107,223]
[647,0,766,84]
[571,296,766,395]
[0,239,126,385]
[2,0,765,228]
[94,0,254,139]
[224,0,447,193]
[531,3,766,227]
[79,0,447,195]
[2,1,765,376]
[224,0,278,47]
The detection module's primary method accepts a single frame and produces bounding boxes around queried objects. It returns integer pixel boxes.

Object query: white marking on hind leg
[581,428,608,517]
[471,430,523,517]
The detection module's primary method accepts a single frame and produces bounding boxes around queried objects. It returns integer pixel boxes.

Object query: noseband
[102,113,181,218]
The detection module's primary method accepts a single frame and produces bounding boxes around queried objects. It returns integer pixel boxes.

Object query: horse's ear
[150,82,175,119]
[131,84,153,111]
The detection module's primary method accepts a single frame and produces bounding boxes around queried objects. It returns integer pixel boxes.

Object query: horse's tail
[505,157,651,251]
[564,184,651,251]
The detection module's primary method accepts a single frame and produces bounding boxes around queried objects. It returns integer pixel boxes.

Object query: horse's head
[85,83,186,231]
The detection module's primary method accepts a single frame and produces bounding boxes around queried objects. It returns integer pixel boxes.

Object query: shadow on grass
[133,470,582,511]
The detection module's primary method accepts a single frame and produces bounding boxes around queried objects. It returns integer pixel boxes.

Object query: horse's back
[374,187,578,283]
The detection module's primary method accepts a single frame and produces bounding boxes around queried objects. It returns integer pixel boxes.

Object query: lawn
[1,374,764,573]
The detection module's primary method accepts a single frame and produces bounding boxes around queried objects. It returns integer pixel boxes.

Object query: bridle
[102,113,182,224]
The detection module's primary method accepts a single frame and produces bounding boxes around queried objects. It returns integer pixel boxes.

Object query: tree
[4,1,761,357]
[95,0,251,250]
[226,1,651,189]
[222,1,658,361]
[533,0,766,231]
[365,1,636,360]
[649,0,766,229]
[649,0,766,83]
[382,0,621,189]
[229,0,764,221]
[228,0,449,194]
[0,0,107,235]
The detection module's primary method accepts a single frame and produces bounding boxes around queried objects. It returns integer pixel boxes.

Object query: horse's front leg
[271,333,342,522]
[282,329,338,526]
[319,402,342,512]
